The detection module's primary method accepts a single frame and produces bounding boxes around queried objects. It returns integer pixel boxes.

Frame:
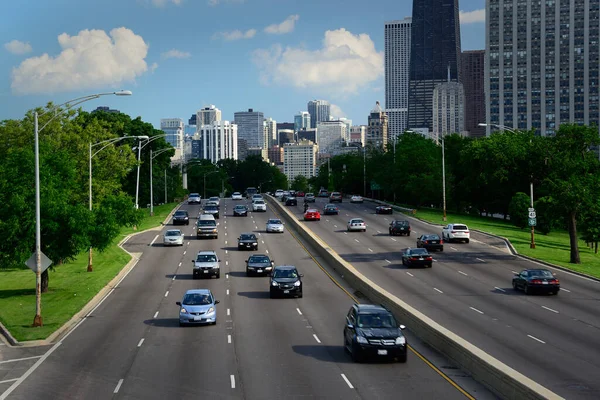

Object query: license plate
[203,270,209,274]
[193,316,203,321]
[257,269,263,273]
[542,281,548,285]
[377,350,387,355]
[419,257,424,260]
[284,290,290,294]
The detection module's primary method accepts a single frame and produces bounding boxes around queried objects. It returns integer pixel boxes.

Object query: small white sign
[529,211,537,218]
[528,208,535,212]
[25,252,52,273]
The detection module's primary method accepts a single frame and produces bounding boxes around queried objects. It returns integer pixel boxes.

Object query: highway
[282,196,600,400]
[0,199,493,400]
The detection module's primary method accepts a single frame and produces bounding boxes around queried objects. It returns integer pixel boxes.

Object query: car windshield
[189,193,199,197]
[209,197,219,201]
[255,200,265,205]
[249,256,270,263]
[182,293,212,306]
[453,225,468,230]
[424,234,440,240]
[357,313,396,328]
[393,221,408,226]
[306,193,314,197]
[198,220,215,226]
[409,248,429,255]
[268,219,282,224]
[529,270,554,278]
[204,205,218,211]
[196,255,217,262]
[235,206,246,210]
[174,211,187,216]
[233,192,241,195]
[240,234,256,240]
[165,231,181,236]
[273,269,298,279]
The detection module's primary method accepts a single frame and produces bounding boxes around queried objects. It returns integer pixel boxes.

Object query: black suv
[238,233,258,250]
[389,220,410,236]
[285,196,297,206]
[172,210,189,225]
[269,265,303,298]
[344,304,407,363]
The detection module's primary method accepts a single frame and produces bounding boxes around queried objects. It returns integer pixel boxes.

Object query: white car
[350,195,364,203]
[347,218,367,232]
[231,192,243,200]
[208,196,220,206]
[163,229,184,246]
[253,200,267,212]
[188,193,201,204]
[275,189,284,198]
[251,194,263,202]
[266,218,284,233]
[441,223,470,243]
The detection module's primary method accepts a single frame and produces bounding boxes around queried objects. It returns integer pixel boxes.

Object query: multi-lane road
[0,199,494,399]
[282,196,600,400]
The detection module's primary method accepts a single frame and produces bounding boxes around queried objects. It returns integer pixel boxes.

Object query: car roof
[240,232,256,236]
[355,304,390,313]
[267,219,282,222]
[197,250,217,255]
[249,254,269,258]
[273,265,297,270]
[166,229,182,233]
[184,289,212,295]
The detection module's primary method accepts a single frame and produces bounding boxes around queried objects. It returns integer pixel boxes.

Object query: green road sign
[370,181,381,190]
[528,217,537,227]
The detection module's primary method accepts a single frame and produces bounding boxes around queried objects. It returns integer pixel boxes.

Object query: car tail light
[440,240,444,244]
[424,240,429,244]
[426,256,432,260]
[549,279,559,284]
[411,256,419,260]
[464,231,469,233]
[531,279,542,284]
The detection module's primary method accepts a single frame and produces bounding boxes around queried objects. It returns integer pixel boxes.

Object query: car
[343,304,407,363]
[202,204,220,219]
[285,196,298,206]
[512,269,560,295]
[389,220,411,236]
[245,187,258,199]
[347,218,367,232]
[192,250,220,279]
[251,194,263,202]
[233,204,248,216]
[275,189,284,199]
[252,199,267,212]
[441,223,470,243]
[246,254,275,276]
[208,196,220,207]
[188,193,201,204]
[304,208,321,221]
[296,191,305,197]
[323,204,339,215]
[172,210,190,225]
[289,190,297,197]
[281,191,290,202]
[376,205,393,214]
[416,234,444,251]
[163,229,184,246]
[401,248,433,268]
[266,218,284,233]
[329,192,343,203]
[176,289,220,326]
[238,233,258,250]
[196,214,218,239]
[350,195,364,203]
[231,192,243,200]
[304,193,316,203]
[318,189,329,197]
[269,265,303,298]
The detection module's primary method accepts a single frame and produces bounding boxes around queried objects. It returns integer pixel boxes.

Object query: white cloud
[208,0,245,6]
[4,40,33,55]
[147,0,183,7]
[460,9,485,24]
[212,29,257,41]
[252,28,383,96]
[330,104,346,119]
[264,15,300,35]
[11,27,149,95]
[161,49,191,59]
[150,62,159,73]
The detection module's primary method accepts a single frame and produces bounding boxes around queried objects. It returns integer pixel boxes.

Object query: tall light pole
[164,169,168,204]
[441,134,447,221]
[363,146,367,197]
[149,147,173,216]
[32,90,132,327]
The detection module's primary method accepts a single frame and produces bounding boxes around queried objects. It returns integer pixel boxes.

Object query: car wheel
[212,321,217,325]
[246,270,251,277]
[512,280,517,290]
[402,259,406,266]
[398,353,407,363]
[407,232,410,237]
[440,247,444,252]
[524,284,530,295]
[269,290,276,299]
[192,272,197,280]
[465,239,470,243]
[344,337,351,353]
[216,272,220,279]
[428,263,433,268]
[297,292,303,298]
[179,322,185,327]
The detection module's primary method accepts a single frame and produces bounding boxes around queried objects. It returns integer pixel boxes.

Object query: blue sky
[0,0,485,127]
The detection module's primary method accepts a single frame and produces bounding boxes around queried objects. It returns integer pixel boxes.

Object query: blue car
[176,289,220,326]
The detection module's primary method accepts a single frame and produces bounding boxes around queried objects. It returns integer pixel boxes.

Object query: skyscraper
[461,50,486,138]
[385,17,412,141]
[316,120,348,155]
[485,1,599,136]
[200,121,238,163]
[234,109,265,159]
[432,79,465,143]
[263,117,277,148]
[367,102,389,149]
[283,140,318,181]
[160,118,184,149]
[307,100,331,129]
[408,0,461,132]
[294,111,311,132]
[197,105,222,126]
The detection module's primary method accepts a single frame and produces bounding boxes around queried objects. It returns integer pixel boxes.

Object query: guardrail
[266,195,563,400]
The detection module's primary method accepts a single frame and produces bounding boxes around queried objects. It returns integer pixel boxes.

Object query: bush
[534,196,562,235]
[508,192,530,229]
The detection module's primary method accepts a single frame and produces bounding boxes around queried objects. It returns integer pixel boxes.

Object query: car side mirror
[176,301,181,306]
[245,259,248,262]
[347,323,354,329]
[399,324,406,330]
[214,300,220,304]
[271,261,275,266]
[192,260,195,263]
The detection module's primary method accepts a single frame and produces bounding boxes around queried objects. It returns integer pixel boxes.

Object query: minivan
[197,214,218,239]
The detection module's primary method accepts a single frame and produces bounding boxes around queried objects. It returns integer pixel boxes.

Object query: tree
[508,192,530,229]
[534,196,562,235]
[291,175,309,192]
[580,202,600,254]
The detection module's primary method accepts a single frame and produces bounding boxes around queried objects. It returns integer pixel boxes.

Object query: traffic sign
[25,251,53,273]
[370,181,381,190]
[528,217,537,227]
[528,207,535,212]
[528,211,536,218]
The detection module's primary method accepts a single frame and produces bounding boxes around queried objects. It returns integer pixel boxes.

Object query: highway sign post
[528,217,537,227]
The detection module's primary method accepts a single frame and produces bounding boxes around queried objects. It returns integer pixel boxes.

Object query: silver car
[347,218,367,232]
[266,218,284,233]
[192,250,220,279]
[163,229,184,246]
[208,196,220,207]
[176,289,219,326]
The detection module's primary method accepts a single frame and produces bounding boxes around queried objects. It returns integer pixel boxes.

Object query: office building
[199,121,238,163]
[408,0,461,132]
[432,79,465,143]
[189,114,197,126]
[190,135,203,160]
[367,102,389,149]
[316,120,348,155]
[276,122,295,131]
[461,50,486,138]
[160,118,184,150]
[283,140,318,180]
[184,125,196,136]
[294,111,311,132]
[297,128,317,143]
[350,125,366,146]
[385,17,412,140]
[263,117,277,149]
[278,129,295,146]
[92,106,120,114]
[247,147,269,162]
[485,0,599,136]
[234,109,265,149]
[338,118,353,131]
[197,105,222,126]
[308,100,331,128]
[268,145,284,165]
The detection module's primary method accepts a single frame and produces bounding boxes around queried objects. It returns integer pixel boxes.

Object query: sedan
[233,205,248,217]
[323,204,339,215]
[401,248,433,268]
[252,200,267,212]
[376,205,393,214]
[231,192,243,200]
[285,196,298,206]
[246,254,274,276]
[304,209,321,221]
[266,218,284,233]
[416,234,444,252]
[172,210,190,225]
[350,195,364,203]
[176,289,219,326]
[270,265,303,298]
[163,229,184,246]
[208,196,220,207]
[238,233,258,250]
[304,193,316,203]
[347,218,367,232]
[512,269,560,295]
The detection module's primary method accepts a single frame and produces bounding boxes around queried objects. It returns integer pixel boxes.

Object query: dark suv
[343,304,407,363]
[172,210,189,225]
[285,196,297,206]
[389,220,411,236]
[269,265,303,298]
[329,192,342,203]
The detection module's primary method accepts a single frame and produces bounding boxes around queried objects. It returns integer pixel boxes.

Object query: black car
[233,205,248,217]
[376,205,393,214]
[401,248,433,268]
[270,265,303,298]
[416,234,444,251]
[344,304,407,363]
[323,204,339,215]
[238,233,258,250]
[285,196,298,206]
[172,210,189,225]
[389,220,410,236]
[246,254,274,276]
[512,269,560,295]
[202,205,220,219]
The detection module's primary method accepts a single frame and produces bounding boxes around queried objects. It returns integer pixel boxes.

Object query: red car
[304,208,321,221]
[296,191,305,197]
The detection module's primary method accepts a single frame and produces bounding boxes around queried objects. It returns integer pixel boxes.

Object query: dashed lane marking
[469,307,484,314]
[114,379,124,394]
[137,338,144,347]
[341,374,354,389]
[434,288,443,294]
[527,334,546,344]
[0,356,42,365]
[313,334,321,343]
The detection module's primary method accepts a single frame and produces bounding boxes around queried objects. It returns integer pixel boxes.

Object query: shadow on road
[236,291,270,299]
[143,318,179,328]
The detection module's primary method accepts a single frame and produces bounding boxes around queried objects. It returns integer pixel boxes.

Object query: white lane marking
[406,272,414,277]
[0,379,18,384]
[385,259,391,264]
[470,307,484,314]
[458,271,468,276]
[355,239,360,243]
[114,379,124,394]
[225,240,228,245]
[562,288,571,293]
[511,270,518,274]
[527,334,546,344]
[183,251,186,255]
[164,291,169,297]
[266,249,269,254]
[296,308,303,315]
[172,275,176,281]
[0,356,42,364]
[227,289,230,295]
[228,335,232,344]
[476,258,485,262]
[377,230,382,234]
[150,235,159,246]
[368,248,373,252]
[225,250,228,254]
[345,214,349,216]
[153,311,159,319]
[334,225,338,228]
[494,287,506,292]
[450,247,458,251]
[230,375,236,389]
[178,262,182,267]
[226,273,229,279]
[434,288,443,294]
[341,374,354,389]
[226,261,229,266]
[261,240,265,244]
[344,232,347,235]
[391,238,397,242]
[227,308,231,316]
[384,218,389,221]
[137,338,145,347]
[225,233,227,236]
[542,306,559,314]
[313,334,321,343]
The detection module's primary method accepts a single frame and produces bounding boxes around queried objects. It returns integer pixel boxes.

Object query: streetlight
[88,134,148,272]
[149,147,174,216]
[32,90,132,327]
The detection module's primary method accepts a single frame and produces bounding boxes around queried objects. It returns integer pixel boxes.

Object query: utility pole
[164,169,167,204]
[363,147,367,197]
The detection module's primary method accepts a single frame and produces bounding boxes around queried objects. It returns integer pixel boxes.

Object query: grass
[410,207,600,279]
[0,203,178,342]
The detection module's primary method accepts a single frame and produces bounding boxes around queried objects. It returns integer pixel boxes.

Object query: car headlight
[180,308,187,314]
[212,229,217,232]
[265,266,272,270]
[395,336,406,345]
[207,307,214,314]
[356,336,368,344]
[252,242,257,245]
[271,281,279,286]
[293,280,301,287]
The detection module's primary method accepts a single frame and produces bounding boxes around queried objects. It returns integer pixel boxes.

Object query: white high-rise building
[433,81,465,143]
[197,105,222,126]
[263,117,277,148]
[283,140,318,181]
[160,118,184,150]
[316,121,348,155]
[307,100,331,129]
[385,17,412,141]
[199,121,238,163]
[294,112,311,132]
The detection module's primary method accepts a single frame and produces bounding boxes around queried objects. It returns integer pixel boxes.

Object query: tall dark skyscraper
[408,0,461,132]
[461,50,486,138]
